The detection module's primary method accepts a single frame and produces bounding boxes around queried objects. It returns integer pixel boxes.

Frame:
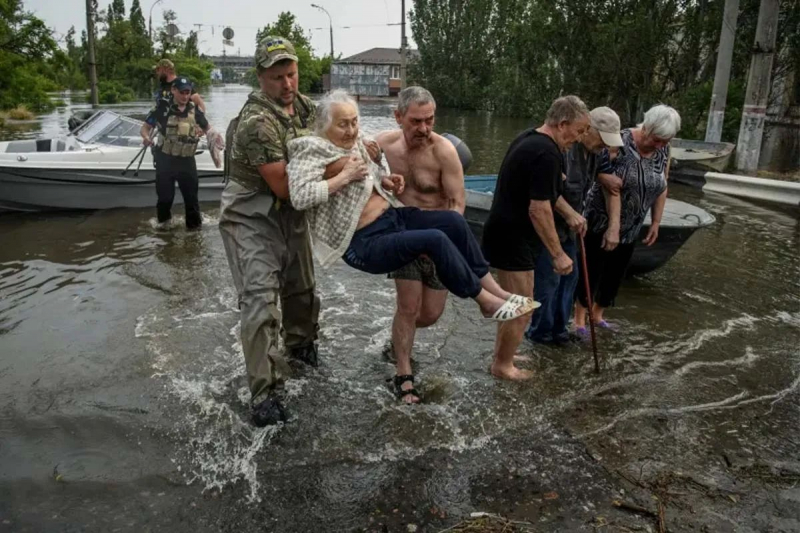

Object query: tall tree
[184,30,199,58]
[410,0,800,142]
[107,0,125,24]
[157,9,181,54]
[129,0,147,38]
[0,0,61,109]
[256,12,312,49]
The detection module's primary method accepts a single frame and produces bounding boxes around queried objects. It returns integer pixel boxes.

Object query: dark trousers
[155,153,201,229]
[343,207,489,299]
[576,230,635,309]
[526,237,579,342]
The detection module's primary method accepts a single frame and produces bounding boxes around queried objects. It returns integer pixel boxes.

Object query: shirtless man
[376,86,465,404]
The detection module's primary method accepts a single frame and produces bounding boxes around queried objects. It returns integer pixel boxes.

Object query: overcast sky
[26,0,415,59]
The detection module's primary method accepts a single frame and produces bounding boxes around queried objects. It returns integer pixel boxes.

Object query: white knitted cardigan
[287,134,399,268]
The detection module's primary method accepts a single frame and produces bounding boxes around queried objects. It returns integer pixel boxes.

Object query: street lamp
[149,0,164,42]
[311,3,334,59]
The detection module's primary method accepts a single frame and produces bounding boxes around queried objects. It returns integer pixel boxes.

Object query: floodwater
[1,86,799,532]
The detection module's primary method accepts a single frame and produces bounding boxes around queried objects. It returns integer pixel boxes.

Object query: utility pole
[735,0,780,172]
[85,0,99,107]
[400,0,407,90]
[311,4,334,59]
[705,0,740,143]
[149,0,163,43]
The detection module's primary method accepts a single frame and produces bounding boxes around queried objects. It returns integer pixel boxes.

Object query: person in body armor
[153,59,206,112]
[140,78,213,229]
[219,36,320,427]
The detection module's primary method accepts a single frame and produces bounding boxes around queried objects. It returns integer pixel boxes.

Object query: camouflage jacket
[227,91,316,193]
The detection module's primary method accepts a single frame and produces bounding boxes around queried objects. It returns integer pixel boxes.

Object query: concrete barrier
[671,169,800,207]
[702,172,800,207]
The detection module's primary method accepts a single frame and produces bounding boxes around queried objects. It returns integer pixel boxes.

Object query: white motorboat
[0,110,224,212]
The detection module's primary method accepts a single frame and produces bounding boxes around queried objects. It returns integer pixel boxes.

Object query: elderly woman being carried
[288,89,536,327]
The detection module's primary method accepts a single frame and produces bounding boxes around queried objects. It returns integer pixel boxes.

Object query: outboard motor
[441,132,473,172]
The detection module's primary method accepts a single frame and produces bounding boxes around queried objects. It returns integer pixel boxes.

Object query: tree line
[1,0,213,111]
[1,3,335,114]
[410,0,800,142]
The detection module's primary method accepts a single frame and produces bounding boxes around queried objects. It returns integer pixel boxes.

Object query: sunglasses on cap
[264,39,287,53]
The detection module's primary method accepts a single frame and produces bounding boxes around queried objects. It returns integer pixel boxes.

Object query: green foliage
[0,0,215,110]
[171,54,214,89]
[107,0,125,24]
[157,9,179,55]
[95,79,135,104]
[129,0,146,37]
[243,67,258,88]
[0,0,60,110]
[256,12,312,50]
[183,30,199,58]
[220,66,237,83]
[309,54,333,93]
[410,0,800,140]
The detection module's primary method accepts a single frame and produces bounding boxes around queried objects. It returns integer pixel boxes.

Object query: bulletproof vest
[158,105,199,157]
[225,94,314,193]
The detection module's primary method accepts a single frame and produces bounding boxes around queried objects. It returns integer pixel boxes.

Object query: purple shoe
[574,326,589,339]
[596,320,617,331]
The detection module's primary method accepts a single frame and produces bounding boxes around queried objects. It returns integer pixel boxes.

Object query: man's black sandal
[393,374,420,401]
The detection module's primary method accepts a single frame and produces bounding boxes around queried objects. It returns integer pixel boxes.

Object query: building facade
[330,48,418,97]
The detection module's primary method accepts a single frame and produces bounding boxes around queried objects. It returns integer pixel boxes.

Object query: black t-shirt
[156,79,174,107]
[486,128,563,242]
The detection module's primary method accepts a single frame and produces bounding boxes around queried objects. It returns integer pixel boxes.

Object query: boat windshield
[71,111,144,147]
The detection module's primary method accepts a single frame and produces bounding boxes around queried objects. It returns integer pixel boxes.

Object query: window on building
[390,65,400,79]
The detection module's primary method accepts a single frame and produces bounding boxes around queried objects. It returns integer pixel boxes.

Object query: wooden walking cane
[578,235,600,373]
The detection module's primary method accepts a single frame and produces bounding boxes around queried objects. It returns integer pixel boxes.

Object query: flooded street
[1,86,799,532]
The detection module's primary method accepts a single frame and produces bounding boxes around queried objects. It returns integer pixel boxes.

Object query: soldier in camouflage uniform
[219,37,320,427]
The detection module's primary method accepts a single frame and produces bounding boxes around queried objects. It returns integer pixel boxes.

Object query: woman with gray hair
[575,104,681,333]
[287,90,537,400]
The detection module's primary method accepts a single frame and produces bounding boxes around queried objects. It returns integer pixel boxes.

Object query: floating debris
[438,512,537,532]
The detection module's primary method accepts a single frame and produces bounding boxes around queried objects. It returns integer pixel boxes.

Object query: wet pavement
[1,87,799,532]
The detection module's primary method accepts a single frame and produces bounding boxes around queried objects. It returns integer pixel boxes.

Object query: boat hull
[463,180,713,277]
[0,166,224,212]
[669,138,735,173]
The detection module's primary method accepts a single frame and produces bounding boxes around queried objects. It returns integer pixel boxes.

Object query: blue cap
[173,77,193,91]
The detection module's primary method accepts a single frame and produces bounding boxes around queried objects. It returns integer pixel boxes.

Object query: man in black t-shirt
[525,106,624,346]
[140,78,213,229]
[482,95,590,380]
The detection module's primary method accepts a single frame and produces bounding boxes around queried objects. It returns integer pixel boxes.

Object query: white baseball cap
[590,107,624,147]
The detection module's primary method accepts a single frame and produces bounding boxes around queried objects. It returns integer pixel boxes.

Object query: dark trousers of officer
[154,151,202,229]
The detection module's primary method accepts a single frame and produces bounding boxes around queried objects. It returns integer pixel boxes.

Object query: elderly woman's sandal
[506,294,542,311]
[487,296,536,322]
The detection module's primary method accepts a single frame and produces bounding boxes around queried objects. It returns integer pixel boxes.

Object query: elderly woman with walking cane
[575,104,681,333]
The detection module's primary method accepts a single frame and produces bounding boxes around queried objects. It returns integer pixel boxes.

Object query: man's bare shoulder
[376,129,403,147]
[430,133,460,162]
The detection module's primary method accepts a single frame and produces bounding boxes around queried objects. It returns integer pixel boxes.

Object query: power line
[183,21,402,32]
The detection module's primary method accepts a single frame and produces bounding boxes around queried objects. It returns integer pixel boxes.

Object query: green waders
[218,180,320,404]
